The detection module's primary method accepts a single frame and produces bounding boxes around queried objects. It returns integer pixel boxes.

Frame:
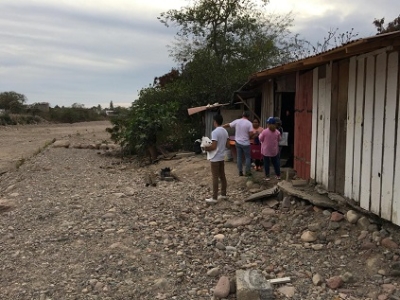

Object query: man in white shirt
[204,114,230,203]
[223,111,254,176]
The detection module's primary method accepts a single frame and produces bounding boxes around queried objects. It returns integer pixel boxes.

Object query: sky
[0,0,398,108]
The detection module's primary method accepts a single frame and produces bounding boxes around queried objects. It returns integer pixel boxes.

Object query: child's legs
[271,154,281,176]
[263,156,270,176]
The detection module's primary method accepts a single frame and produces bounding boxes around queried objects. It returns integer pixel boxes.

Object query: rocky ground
[1,122,400,300]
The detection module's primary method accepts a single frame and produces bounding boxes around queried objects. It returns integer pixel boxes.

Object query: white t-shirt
[210,126,229,162]
[230,118,253,146]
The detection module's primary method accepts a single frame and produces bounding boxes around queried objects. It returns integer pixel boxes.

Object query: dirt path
[0,122,400,299]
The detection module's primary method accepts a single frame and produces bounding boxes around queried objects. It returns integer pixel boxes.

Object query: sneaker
[239,171,244,176]
[205,198,218,203]
[264,177,271,181]
[276,176,281,180]
[218,195,228,200]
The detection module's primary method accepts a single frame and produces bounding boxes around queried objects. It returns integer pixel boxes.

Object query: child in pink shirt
[258,117,281,180]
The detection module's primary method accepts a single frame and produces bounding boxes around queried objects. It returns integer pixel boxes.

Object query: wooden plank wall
[344,50,400,225]
[311,64,332,189]
[261,81,274,128]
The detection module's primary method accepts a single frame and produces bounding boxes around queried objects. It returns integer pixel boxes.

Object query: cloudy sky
[0,0,398,108]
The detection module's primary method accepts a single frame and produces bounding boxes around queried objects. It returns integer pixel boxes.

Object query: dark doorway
[280,92,295,166]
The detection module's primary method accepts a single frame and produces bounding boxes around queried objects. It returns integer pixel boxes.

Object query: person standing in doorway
[223,111,254,176]
[204,114,230,203]
[259,117,281,181]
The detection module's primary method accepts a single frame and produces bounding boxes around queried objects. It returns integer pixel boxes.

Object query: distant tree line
[0,91,126,125]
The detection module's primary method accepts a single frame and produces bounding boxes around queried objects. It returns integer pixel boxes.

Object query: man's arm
[222,123,230,129]
[225,138,230,149]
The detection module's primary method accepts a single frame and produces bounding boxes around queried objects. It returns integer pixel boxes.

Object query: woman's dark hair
[213,114,223,125]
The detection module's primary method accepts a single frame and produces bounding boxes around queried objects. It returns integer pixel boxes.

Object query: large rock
[236,269,274,300]
[214,276,230,298]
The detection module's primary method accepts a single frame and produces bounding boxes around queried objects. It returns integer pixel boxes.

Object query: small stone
[214,234,225,241]
[53,140,70,148]
[331,211,344,222]
[265,199,279,208]
[358,231,369,240]
[311,244,324,251]
[277,286,295,297]
[378,269,387,276]
[262,207,276,216]
[94,282,104,292]
[346,210,360,224]
[381,238,398,250]
[341,272,354,283]
[215,242,226,250]
[101,213,115,219]
[308,223,320,231]
[328,221,341,230]
[357,217,370,230]
[323,210,331,216]
[154,278,169,290]
[224,216,252,227]
[214,276,230,298]
[226,246,237,252]
[312,273,323,286]
[207,267,221,277]
[326,276,343,289]
[301,231,317,242]
[281,197,291,209]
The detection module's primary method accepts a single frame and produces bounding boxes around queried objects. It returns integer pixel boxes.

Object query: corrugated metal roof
[247,30,400,86]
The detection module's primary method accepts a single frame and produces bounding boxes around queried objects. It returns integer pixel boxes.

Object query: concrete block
[236,270,274,300]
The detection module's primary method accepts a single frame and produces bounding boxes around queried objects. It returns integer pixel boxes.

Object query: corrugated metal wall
[344,49,400,225]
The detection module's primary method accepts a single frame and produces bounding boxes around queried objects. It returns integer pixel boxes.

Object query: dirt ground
[1,121,400,300]
[0,121,111,173]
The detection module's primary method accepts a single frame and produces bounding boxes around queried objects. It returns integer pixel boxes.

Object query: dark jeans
[211,161,227,199]
[235,143,251,174]
[263,155,281,177]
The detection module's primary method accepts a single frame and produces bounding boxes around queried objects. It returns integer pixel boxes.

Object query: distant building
[105,109,115,116]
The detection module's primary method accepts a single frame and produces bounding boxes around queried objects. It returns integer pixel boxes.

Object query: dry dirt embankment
[1,122,400,299]
[0,121,111,173]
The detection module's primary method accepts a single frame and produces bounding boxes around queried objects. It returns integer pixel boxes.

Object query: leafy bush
[107,87,179,158]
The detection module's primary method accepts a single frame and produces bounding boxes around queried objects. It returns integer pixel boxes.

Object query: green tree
[159,0,299,104]
[0,91,27,113]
